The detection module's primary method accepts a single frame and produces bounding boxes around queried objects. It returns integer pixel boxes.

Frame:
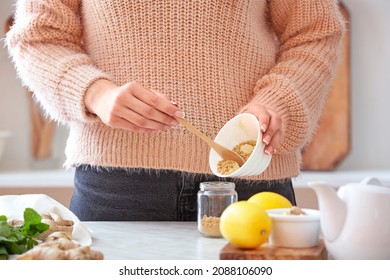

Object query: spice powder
[200,215,221,237]
[217,140,257,175]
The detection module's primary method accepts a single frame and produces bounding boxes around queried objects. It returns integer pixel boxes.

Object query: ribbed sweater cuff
[58,63,112,123]
[240,74,309,154]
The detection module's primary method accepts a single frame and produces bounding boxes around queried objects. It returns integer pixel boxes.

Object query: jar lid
[199,181,235,191]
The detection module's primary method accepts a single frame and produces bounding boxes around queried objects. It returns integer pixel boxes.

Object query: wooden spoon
[176,117,245,166]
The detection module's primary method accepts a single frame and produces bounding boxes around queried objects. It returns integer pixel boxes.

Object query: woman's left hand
[244,104,283,155]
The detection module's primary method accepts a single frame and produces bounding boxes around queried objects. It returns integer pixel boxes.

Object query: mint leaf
[0,235,19,243]
[24,223,49,238]
[23,208,42,225]
[21,208,49,238]
[0,221,11,237]
[0,208,51,259]
[0,245,9,260]
[6,241,28,255]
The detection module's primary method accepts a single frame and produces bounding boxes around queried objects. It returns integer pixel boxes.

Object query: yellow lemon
[248,191,292,210]
[219,201,272,249]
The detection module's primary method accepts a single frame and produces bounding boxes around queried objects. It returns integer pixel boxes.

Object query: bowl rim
[209,113,271,177]
[266,208,320,222]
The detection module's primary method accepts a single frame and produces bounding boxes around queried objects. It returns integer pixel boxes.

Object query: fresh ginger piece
[17,238,104,260]
[38,213,74,241]
[44,231,72,242]
[17,246,67,260]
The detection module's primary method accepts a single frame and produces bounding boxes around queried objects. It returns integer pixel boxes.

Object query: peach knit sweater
[7,0,344,180]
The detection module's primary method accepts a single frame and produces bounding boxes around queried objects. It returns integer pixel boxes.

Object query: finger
[262,112,282,145]
[127,82,184,118]
[150,89,173,103]
[106,114,161,133]
[153,90,179,107]
[123,94,179,127]
[246,107,270,133]
[264,129,282,155]
[118,104,174,130]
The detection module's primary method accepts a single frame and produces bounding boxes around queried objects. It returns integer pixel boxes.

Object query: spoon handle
[176,117,245,166]
[176,117,215,147]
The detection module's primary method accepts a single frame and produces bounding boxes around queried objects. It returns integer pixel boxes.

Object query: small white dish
[209,113,271,177]
[266,208,321,248]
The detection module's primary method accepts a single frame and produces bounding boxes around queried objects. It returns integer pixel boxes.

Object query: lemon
[248,191,292,210]
[219,201,272,249]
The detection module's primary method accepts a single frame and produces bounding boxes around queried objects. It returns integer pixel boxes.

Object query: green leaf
[6,241,28,255]
[21,208,49,238]
[0,235,19,243]
[0,245,9,259]
[23,208,42,225]
[0,222,11,237]
[26,238,38,250]
[9,227,25,241]
[26,223,49,238]
[35,223,50,232]
[0,208,50,259]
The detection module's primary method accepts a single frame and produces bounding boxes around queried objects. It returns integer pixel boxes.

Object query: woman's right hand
[84,79,184,133]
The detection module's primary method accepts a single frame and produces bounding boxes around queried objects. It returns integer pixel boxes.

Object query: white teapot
[308,177,390,260]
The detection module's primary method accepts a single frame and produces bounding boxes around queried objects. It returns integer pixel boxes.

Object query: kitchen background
[0,0,389,207]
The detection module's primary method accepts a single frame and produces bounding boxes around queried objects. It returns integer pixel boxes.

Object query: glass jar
[197,181,238,238]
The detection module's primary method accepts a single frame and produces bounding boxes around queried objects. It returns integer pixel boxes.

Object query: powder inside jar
[199,215,221,237]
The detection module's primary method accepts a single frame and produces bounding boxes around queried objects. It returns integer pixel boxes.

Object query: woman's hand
[244,104,283,155]
[84,79,184,133]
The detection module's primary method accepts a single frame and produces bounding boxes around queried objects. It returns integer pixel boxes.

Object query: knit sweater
[7,0,344,180]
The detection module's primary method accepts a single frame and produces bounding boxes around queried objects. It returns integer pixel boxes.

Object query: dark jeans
[70,165,296,221]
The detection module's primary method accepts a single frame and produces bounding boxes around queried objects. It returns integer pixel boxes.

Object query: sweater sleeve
[241,0,345,154]
[6,0,112,124]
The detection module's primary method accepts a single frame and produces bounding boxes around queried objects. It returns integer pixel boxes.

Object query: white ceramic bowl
[266,208,321,248]
[0,130,11,161]
[209,113,271,177]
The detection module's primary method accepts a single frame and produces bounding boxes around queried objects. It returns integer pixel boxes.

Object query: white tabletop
[85,222,228,260]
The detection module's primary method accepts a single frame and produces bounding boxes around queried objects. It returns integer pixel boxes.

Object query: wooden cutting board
[220,240,327,260]
[301,4,350,170]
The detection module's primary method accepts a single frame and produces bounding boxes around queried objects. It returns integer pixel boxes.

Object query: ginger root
[17,238,104,260]
[12,212,104,260]
[7,219,24,227]
[44,231,72,242]
[38,213,74,241]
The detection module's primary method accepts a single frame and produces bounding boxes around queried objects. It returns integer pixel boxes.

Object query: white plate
[0,194,92,246]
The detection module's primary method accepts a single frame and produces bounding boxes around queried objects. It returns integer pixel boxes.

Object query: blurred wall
[0,0,68,171]
[338,0,390,170]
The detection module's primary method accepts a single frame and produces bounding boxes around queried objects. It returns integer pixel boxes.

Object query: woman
[6,0,345,221]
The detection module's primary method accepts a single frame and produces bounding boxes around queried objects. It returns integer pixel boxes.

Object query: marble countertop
[85,221,227,260]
